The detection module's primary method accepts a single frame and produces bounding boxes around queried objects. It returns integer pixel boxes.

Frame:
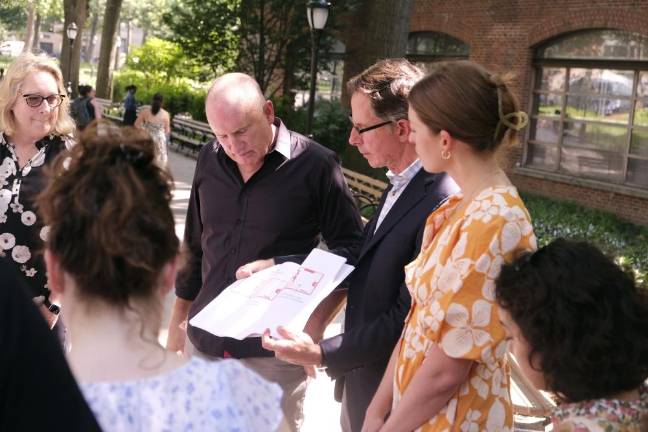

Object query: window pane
[560,147,624,181]
[536,29,648,61]
[537,68,566,91]
[569,69,633,96]
[636,71,648,97]
[626,158,648,187]
[525,143,557,170]
[633,102,648,127]
[530,117,561,143]
[407,32,469,57]
[630,130,648,157]
[562,122,627,151]
[534,93,563,116]
[566,96,631,123]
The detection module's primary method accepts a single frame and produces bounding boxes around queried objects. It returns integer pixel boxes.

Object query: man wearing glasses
[253,59,459,431]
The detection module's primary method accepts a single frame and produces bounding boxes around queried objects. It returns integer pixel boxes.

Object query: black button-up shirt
[176,120,363,358]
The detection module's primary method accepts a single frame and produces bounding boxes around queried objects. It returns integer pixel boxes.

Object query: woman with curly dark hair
[496,238,648,431]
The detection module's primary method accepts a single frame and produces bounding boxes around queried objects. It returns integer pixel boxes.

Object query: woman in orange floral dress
[362,61,536,432]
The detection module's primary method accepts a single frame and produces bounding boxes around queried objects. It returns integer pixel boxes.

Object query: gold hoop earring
[441,150,451,160]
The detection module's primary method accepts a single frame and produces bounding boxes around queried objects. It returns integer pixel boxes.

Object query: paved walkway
[164,149,343,432]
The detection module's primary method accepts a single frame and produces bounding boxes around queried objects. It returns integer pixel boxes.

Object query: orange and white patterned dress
[394,186,536,431]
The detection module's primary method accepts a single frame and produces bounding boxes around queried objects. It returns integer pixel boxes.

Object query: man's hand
[262,326,322,367]
[33,296,58,329]
[235,258,275,279]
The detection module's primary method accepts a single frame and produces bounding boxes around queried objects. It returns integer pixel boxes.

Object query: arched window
[406,32,469,72]
[525,29,648,189]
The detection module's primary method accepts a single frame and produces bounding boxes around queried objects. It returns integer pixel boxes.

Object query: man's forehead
[350,92,380,121]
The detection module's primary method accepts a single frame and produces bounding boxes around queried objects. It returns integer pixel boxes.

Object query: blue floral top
[81,357,283,432]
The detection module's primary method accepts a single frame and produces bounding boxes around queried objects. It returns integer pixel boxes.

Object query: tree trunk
[84,9,99,62]
[23,1,36,53]
[31,13,41,51]
[124,20,130,57]
[340,0,413,106]
[62,0,90,98]
[95,0,124,99]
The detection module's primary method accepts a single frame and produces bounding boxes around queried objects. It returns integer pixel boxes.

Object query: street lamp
[66,22,78,96]
[306,0,330,136]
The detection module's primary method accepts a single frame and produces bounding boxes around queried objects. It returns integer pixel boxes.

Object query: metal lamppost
[306,0,330,136]
[66,22,78,96]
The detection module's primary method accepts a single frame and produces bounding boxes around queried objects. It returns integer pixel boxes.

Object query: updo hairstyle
[37,121,179,307]
[408,60,527,153]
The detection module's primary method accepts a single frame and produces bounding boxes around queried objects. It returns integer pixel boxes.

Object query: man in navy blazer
[244,59,459,431]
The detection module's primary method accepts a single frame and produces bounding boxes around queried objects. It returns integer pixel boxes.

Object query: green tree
[163,0,240,77]
[124,37,203,82]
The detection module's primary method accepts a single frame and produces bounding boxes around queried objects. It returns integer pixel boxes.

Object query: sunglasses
[22,93,66,108]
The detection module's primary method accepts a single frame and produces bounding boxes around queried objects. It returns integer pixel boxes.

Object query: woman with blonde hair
[0,52,74,328]
[363,61,536,431]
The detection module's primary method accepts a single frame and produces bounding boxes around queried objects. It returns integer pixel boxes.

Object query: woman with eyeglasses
[0,52,74,329]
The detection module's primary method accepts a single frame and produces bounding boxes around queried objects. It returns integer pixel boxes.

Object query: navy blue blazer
[319,169,458,432]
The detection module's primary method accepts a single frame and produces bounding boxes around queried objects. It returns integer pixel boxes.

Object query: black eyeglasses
[22,93,66,108]
[348,115,392,135]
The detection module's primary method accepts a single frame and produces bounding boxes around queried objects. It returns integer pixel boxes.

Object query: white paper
[189,249,354,339]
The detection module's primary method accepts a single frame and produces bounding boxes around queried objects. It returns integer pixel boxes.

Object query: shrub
[522,193,648,286]
[112,69,207,121]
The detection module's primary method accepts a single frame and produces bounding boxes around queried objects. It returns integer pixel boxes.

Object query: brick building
[344,0,648,225]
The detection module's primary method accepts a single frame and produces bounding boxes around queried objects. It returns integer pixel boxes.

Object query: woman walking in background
[136,92,170,168]
[363,61,534,431]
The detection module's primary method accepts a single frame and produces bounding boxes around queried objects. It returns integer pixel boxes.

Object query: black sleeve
[315,152,363,263]
[86,99,96,120]
[319,220,425,378]
[0,260,102,431]
[174,149,206,301]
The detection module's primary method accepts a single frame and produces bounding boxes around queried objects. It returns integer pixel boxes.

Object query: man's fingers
[235,266,252,280]
[262,328,277,351]
[276,325,298,341]
[303,365,316,378]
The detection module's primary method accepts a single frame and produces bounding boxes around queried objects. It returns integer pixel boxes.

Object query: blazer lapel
[358,169,430,259]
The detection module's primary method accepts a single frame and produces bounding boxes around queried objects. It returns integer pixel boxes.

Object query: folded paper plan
[189,249,354,339]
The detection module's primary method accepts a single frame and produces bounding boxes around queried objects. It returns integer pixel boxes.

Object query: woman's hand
[361,409,386,432]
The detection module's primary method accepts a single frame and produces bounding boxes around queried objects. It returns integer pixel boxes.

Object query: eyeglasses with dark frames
[348,115,393,135]
[22,93,66,108]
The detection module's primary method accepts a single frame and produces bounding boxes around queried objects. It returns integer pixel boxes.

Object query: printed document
[189,249,354,339]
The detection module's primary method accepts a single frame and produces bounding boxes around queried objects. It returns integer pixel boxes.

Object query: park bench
[341,167,386,215]
[170,116,215,155]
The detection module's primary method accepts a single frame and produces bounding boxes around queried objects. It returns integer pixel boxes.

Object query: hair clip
[494,86,529,142]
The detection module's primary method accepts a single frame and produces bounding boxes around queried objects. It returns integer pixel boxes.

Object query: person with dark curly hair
[496,238,648,431]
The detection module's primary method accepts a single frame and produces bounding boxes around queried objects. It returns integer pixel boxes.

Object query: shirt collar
[273,118,292,159]
[386,159,422,189]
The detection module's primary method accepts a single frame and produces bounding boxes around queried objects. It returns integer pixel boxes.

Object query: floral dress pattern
[81,357,283,432]
[552,384,648,431]
[0,132,72,297]
[394,186,536,431]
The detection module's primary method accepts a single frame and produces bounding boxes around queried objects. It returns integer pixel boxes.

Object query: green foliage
[125,37,208,82]
[163,0,240,76]
[0,2,27,33]
[522,192,648,286]
[112,69,207,121]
